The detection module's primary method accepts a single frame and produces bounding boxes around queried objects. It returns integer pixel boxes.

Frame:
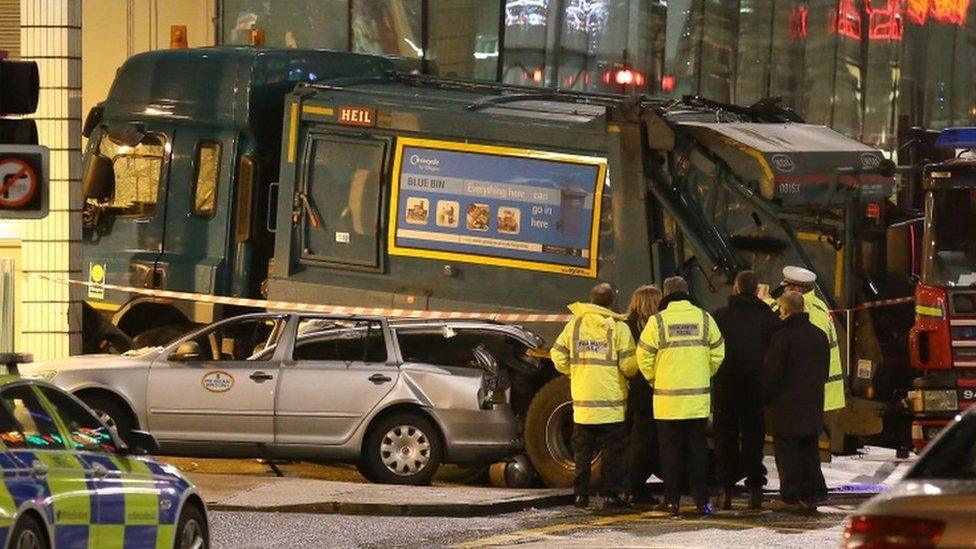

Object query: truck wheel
[133,324,190,348]
[524,377,601,488]
[80,394,134,445]
[361,412,443,485]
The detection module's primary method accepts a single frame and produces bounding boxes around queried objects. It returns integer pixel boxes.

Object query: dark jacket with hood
[762,312,830,437]
[712,293,781,407]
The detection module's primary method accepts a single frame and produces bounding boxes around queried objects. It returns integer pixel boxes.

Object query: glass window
[427,0,501,80]
[0,386,64,450]
[909,413,976,479]
[223,0,349,49]
[294,319,388,362]
[235,156,256,244]
[352,0,423,58]
[193,142,221,217]
[502,0,550,86]
[300,136,385,268]
[182,316,287,362]
[38,388,117,453]
[96,134,165,218]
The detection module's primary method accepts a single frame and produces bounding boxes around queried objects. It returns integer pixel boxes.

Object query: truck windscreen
[925,187,976,287]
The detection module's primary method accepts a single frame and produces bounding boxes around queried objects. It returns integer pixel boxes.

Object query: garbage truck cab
[80,47,397,348]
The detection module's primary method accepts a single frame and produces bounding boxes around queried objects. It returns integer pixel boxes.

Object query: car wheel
[524,376,602,488]
[81,394,134,445]
[9,513,48,549]
[133,324,190,348]
[362,412,443,485]
[174,503,209,549]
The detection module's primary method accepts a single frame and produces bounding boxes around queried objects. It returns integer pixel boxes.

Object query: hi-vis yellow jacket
[550,302,638,424]
[768,290,846,411]
[636,300,725,420]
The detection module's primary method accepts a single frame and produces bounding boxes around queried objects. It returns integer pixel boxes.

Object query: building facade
[221,0,976,151]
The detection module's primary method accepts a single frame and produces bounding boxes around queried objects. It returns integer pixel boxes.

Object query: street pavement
[172,448,909,547]
[209,499,866,548]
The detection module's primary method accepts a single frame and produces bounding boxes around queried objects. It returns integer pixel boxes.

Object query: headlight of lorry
[23,370,57,382]
[911,389,958,412]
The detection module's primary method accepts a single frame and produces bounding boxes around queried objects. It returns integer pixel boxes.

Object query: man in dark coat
[763,291,830,513]
[712,271,780,509]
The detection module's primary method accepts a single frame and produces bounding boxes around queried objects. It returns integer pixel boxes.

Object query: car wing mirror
[121,429,160,456]
[170,340,202,362]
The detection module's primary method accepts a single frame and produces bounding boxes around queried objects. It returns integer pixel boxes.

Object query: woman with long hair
[625,284,662,504]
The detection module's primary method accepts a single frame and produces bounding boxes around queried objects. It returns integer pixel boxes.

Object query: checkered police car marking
[0,379,200,549]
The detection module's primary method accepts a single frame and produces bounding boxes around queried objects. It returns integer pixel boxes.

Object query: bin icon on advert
[558,187,587,236]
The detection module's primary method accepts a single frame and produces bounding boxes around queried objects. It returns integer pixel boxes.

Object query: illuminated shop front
[220,0,976,149]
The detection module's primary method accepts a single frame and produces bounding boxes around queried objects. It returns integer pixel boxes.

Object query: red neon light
[789,6,808,39]
[661,74,675,93]
[829,0,862,40]
[867,0,904,40]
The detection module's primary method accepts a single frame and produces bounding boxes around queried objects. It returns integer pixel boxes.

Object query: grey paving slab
[189,472,572,517]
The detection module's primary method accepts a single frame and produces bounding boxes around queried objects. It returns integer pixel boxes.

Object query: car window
[0,386,64,450]
[396,329,529,368]
[39,388,117,453]
[910,413,976,479]
[182,316,287,361]
[294,319,387,363]
[95,133,165,218]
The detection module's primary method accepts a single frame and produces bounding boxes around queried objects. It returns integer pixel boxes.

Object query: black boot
[714,488,733,511]
[573,494,589,509]
[603,494,630,510]
[749,487,763,510]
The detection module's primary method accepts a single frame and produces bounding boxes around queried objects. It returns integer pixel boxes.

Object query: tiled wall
[15,0,82,359]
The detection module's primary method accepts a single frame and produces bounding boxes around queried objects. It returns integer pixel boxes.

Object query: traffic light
[0,56,49,219]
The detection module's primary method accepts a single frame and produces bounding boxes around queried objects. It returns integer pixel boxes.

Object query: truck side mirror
[886,220,922,280]
[169,340,202,361]
[82,104,103,138]
[82,154,115,200]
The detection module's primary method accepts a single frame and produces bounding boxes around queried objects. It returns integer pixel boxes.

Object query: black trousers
[572,422,626,496]
[625,406,658,496]
[714,402,767,489]
[657,418,709,506]
[773,435,826,504]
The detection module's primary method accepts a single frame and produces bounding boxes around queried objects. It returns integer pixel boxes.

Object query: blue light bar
[936,127,976,149]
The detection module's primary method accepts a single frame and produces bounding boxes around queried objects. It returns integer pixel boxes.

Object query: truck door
[156,128,236,297]
[82,126,172,307]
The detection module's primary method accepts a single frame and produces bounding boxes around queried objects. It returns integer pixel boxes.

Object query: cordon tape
[29,273,915,323]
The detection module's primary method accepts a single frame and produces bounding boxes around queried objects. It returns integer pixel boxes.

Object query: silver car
[25,313,540,485]
[843,408,976,548]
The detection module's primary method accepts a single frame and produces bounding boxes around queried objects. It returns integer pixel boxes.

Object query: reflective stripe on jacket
[803,291,845,411]
[768,290,846,411]
[550,302,638,425]
[636,300,724,420]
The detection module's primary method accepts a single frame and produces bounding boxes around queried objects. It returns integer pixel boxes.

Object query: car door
[0,384,95,548]
[156,129,238,297]
[146,314,287,445]
[37,386,164,549]
[275,317,398,446]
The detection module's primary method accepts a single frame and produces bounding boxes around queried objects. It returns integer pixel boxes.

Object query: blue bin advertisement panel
[388,137,607,277]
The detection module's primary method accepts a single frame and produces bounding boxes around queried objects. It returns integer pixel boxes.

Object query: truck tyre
[524,376,601,488]
[361,412,443,485]
[80,394,134,445]
[133,324,190,348]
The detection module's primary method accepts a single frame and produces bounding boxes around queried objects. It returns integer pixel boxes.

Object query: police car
[0,369,208,549]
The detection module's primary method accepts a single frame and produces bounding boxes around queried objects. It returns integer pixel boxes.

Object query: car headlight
[22,370,57,382]
[911,389,958,412]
